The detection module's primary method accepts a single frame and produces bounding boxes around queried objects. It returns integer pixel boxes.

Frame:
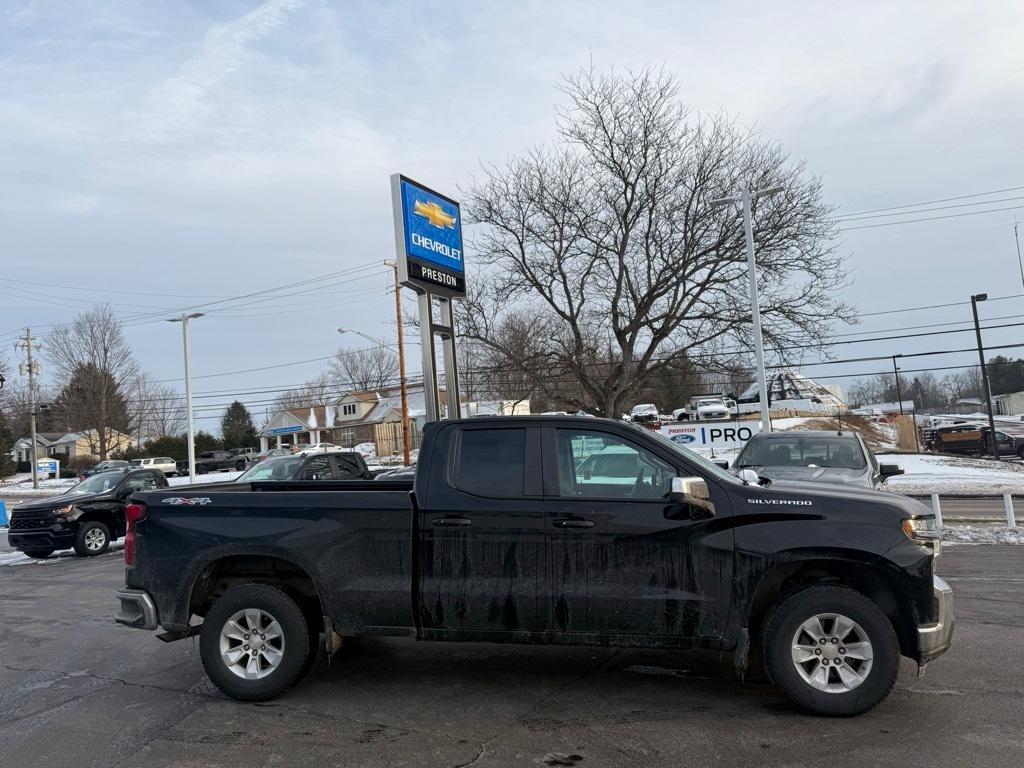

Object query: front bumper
[9,527,75,550]
[918,575,954,663]
[115,588,159,630]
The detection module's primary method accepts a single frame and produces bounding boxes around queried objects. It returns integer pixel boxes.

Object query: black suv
[8,468,168,558]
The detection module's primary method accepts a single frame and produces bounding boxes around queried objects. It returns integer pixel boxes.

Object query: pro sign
[661,420,762,449]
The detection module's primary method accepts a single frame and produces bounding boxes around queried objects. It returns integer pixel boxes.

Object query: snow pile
[942,525,1024,545]
[354,442,376,459]
[881,454,1024,495]
[168,472,242,487]
[1,540,125,566]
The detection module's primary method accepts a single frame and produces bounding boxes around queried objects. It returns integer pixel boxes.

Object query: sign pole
[391,173,467,424]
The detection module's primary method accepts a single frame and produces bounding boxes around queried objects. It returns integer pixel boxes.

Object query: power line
[839,203,1024,231]
[836,194,1024,223]
[835,185,1024,219]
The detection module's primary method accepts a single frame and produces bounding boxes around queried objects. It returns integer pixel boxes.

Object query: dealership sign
[391,174,465,296]
[266,425,304,436]
[660,420,762,449]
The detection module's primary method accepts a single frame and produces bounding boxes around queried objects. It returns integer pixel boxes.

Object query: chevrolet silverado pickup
[115,416,952,716]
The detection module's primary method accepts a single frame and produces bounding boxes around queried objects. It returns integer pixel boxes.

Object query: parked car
[925,423,984,454]
[298,442,342,455]
[194,450,249,474]
[731,430,904,489]
[8,468,168,559]
[229,447,260,462]
[116,415,951,715]
[79,459,129,480]
[289,442,311,454]
[693,397,732,421]
[373,464,416,481]
[129,457,177,476]
[629,403,659,423]
[234,452,374,482]
[253,447,293,463]
[984,426,1024,458]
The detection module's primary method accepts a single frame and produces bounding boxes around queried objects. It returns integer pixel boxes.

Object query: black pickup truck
[116,416,952,716]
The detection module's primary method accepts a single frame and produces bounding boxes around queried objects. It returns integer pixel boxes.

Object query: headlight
[902,516,941,557]
[55,504,74,517]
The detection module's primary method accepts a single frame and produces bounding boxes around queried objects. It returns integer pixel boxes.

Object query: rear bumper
[115,588,159,630]
[918,575,954,663]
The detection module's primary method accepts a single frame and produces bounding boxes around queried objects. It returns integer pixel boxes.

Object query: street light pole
[970,293,999,460]
[338,321,410,465]
[168,313,203,482]
[711,184,784,431]
[892,354,904,415]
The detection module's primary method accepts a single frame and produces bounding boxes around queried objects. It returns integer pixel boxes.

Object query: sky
[2,0,1024,428]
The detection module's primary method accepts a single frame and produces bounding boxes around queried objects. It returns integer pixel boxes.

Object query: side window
[556,429,674,500]
[299,456,332,480]
[454,428,526,498]
[333,455,364,479]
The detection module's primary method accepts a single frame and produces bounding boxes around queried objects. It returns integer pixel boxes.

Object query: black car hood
[750,476,927,515]
[15,490,115,512]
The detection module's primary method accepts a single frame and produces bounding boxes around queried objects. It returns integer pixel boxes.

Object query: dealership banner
[660,420,762,449]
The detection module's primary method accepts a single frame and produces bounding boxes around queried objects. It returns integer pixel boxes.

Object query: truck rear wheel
[199,584,312,702]
[762,585,899,716]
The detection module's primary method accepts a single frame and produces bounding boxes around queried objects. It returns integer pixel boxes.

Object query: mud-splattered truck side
[116,415,952,716]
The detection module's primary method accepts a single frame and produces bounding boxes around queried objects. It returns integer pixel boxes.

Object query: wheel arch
[186,550,327,636]
[745,552,917,659]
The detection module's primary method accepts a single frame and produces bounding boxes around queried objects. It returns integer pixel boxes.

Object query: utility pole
[167,313,203,482]
[710,184,784,431]
[16,329,42,489]
[971,293,999,460]
[1015,222,1023,289]
[390,262,411,466]
[892,354,904,415]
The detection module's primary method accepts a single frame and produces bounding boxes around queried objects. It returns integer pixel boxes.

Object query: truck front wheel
[761,585,900,716]
[199,584,312,701]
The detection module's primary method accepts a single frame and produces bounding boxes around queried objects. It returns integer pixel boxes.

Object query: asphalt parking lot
[1,546,1022,768]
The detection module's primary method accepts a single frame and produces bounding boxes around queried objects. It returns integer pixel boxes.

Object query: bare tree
[330,346,399,393]
[460,66,854,416]
[46,304,139,458]
[273,372,335,411]
[127,373,186,440]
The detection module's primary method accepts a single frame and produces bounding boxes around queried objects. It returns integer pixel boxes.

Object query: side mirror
[879,463,904,479]
[669,476,715,519]
[737,468,761,485]
[714,460,729,469]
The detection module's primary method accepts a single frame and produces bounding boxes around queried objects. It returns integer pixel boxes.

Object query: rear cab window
[451,427,530,499]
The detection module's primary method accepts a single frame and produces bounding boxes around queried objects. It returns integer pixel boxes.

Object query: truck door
[417,424,543,638]
[541,426,733,642]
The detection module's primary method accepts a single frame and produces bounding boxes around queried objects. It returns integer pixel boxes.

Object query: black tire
[73,521,110,557]
[200,584,312,702]
[762,585,899,717]
[235,461,246,472]
[22,549,54,559]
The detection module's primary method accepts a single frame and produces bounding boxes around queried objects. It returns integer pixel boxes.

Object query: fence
[929,493,1018,528]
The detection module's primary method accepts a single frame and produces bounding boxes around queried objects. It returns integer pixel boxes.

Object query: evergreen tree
[220,401,258,449]
[0,407,16,477]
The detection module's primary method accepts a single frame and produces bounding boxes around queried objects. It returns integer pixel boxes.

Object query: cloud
[52,192,101,214]
[137,0,304,142]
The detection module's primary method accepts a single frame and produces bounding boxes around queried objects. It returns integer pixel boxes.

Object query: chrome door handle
[553,518,595,529]
[433,517,472,527]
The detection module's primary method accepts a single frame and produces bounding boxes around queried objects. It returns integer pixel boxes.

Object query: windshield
[697,399,724,407]
[643,428,739,484]
[64,471,124,496]
[736,436,866,470]
[236,455,306,482]
[129,459,143,466]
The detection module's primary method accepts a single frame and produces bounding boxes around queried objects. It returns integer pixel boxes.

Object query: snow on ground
[942,526,1024,545]
[1,539,125,566]
[880,453,1024,495]
[769,417,813,431]
[0,475,77,496]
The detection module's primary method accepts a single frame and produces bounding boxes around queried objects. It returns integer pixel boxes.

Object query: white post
[182,317,196,484]
[931,493,943,528]
[741,189,772,432]
[168,312,203,485]
[1004,493,1016,528]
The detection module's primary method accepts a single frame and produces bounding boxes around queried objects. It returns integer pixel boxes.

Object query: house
[46,430,135,461]
[993,391,1024,417]
[258,386,531,457]
[10,432,64,467]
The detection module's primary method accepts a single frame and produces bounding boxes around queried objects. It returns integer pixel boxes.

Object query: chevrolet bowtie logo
[413,200,456,229]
